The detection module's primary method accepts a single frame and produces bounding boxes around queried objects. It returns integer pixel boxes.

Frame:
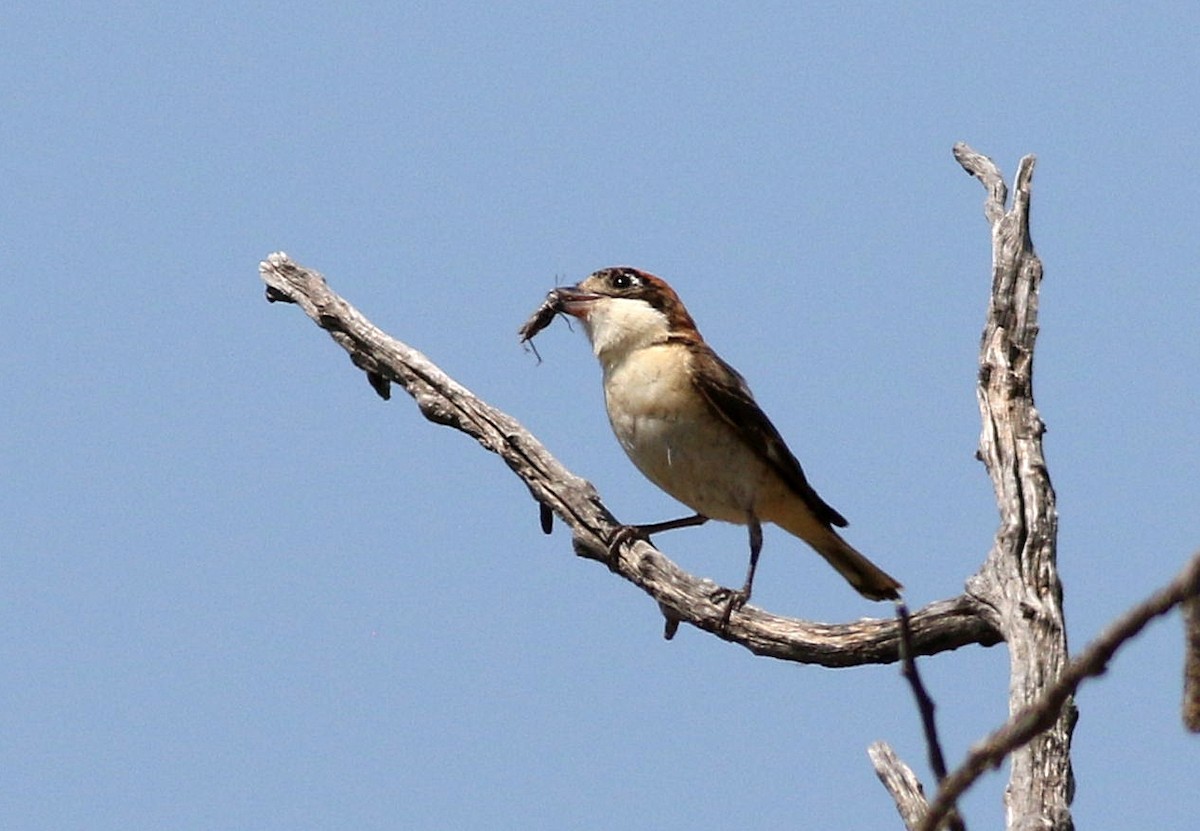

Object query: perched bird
[550,266,901,622]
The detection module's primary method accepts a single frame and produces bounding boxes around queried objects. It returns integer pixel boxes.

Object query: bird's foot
[606,524,650,567]
[606,514,709,567]
[710,586,749,631]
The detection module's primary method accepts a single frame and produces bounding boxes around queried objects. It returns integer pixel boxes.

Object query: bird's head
[557,267,700,363]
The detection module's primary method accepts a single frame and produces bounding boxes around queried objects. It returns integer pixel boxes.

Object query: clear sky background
[3,3,1198,829]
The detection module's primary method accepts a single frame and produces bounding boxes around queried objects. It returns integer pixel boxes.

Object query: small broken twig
[869,741,929,831]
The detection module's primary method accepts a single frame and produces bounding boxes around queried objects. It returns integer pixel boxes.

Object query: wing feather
[682,340,849,529]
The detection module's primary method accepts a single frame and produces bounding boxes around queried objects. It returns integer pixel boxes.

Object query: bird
[551,266,901,624]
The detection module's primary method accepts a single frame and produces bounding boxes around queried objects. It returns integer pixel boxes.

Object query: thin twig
[897,603,966,831]
[919,552,1200,831]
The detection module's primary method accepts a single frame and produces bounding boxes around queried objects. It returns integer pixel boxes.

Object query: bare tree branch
[1183,590,1200,732]
[874,146,1200,831]
[948,143,1075,831]
[262,143,1199,830]
[869,741,928,831]
[258,252,1002,667]
[919,551,1200,831]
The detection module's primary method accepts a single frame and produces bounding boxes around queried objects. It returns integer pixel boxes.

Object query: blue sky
[3,3,1198,829]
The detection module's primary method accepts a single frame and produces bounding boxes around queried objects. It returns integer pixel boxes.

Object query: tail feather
[811,529,902,601]
[772,504,902,601]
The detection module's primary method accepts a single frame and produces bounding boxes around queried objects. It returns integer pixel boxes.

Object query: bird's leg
[714,514,763,629]
[607,513,709,561]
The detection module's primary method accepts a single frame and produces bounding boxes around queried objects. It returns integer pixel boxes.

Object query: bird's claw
[606,524,649,565]
[710,586,749,630]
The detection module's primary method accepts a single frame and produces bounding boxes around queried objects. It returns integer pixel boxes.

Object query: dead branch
[919,551,1200,831]
[869,742,928,831]
[875,144,1065,831]
[1185,592,1200,732]
[258,252,1002,667]
[951,143,1075,831]
[872,145,1199,831]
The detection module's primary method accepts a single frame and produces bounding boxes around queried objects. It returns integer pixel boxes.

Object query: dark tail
[775,502,902,600]
[811,528,902,601]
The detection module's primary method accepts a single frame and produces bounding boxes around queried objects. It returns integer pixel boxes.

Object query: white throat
[580,297,671,369]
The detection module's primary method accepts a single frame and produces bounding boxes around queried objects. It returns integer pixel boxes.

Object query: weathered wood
[869,741,929,831]
[1183,591,1200,732]
[933,144,1072,830]
[262,146,1200,828]
[258,252,1002,667]
[879,146,1200,831]
[920,551,1200,830]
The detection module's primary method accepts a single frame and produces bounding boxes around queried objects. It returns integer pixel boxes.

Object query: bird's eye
[611,271,637,290]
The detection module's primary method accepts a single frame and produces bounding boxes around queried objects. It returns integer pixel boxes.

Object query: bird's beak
[553,285,601,318]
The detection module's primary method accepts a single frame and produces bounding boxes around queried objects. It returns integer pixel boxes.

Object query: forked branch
[875,146,1198,831]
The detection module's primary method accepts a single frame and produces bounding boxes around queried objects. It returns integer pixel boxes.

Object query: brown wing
[682,340,849,528]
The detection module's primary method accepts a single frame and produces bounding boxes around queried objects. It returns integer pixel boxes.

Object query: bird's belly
[605,387,778,524]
